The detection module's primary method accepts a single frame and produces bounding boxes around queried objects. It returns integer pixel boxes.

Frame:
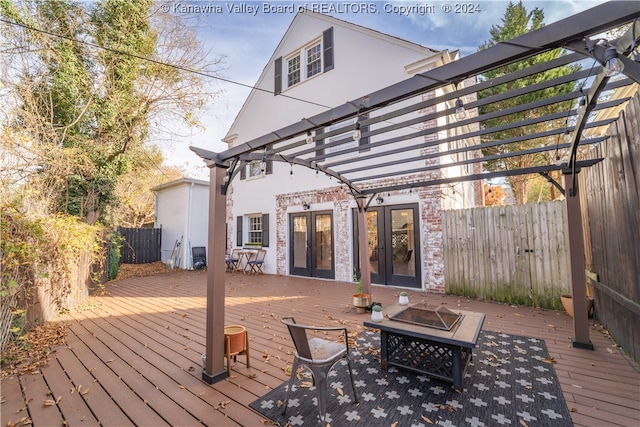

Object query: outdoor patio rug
[249,330,573,426]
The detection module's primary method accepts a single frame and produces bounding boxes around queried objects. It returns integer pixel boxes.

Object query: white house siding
[153,178,210,270]
[223,11,479,292]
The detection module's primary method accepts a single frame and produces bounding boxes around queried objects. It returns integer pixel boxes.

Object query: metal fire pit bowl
[390,303,462,331]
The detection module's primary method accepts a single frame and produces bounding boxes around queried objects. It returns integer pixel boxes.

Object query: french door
[289,211,334,279]
[354,204,420,287]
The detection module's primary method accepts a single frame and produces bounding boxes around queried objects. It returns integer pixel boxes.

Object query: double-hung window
[306,43,321,78]
[287,55,301,87]
[248,215,262,244]
[275,27,333,94]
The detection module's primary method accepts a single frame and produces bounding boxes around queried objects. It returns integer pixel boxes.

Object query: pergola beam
[211,3,640,164]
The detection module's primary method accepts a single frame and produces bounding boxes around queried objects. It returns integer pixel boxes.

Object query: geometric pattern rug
[249,330,573,426]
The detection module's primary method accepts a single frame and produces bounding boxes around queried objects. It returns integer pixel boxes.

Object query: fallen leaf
[519,419,529,427]
[421,415,433,424]
[337,387,343,396]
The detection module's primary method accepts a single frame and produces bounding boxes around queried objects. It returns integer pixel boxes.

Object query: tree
[477,1,579,204]
[106,147,184,228]
[483,183,507,206]
[0,0,222,224]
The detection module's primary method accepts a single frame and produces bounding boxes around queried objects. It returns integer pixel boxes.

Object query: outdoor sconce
[454,98,467,120]
[305,131,314,144]
[302,202,310,210]
[376,195,384,204]
[603,46,624,77]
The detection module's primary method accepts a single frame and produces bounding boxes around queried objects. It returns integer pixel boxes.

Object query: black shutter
[323,27,334,72]
[315,126,325,157]
[274,56,282,95]
[359,113,370,152]
[236,216,243,247]
[261,213,270,247]
[266,145,273,175]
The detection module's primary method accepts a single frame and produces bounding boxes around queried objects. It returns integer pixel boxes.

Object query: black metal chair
[280,316,359,423]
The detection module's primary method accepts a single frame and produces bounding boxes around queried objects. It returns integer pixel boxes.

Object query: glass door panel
[390,208,415,277]
[367,210,379,275]
[314,214,332,271]
[292,215,308,269]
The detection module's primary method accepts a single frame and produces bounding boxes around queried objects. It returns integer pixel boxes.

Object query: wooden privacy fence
[119,227,162,264]
[443,201,570,309]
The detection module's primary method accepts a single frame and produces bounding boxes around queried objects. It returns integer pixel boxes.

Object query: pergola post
[563,170,593,350]
[356,196,371,296]
[202,165,229,383]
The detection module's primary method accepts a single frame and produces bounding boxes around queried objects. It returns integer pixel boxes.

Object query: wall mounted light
[302,202,310,210]
[454,98,467,121]
[603,46,624,77]
[305,131,314,144]
[376,195,384,204]
[563,129,572,143]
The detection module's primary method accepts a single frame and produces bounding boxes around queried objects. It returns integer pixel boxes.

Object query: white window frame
[324,118,359,159]
[247,215,262,245]
[287,54,300,87]
[285,38,322,89]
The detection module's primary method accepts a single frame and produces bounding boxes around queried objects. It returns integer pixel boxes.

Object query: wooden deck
[2,270,639,426]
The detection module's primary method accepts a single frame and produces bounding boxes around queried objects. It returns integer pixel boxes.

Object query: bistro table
[364,303,485,389]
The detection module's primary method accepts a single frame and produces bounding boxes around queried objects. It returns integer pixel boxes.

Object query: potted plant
[371,305,384,322]
[561,294,594,318]
[398,291,409,305]
[352,270,371,314]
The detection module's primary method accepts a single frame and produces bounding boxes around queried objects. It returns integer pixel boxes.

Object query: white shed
[152,177,210,270]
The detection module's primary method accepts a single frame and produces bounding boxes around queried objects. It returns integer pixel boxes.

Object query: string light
[454,98,467,120]
[352,121,361,142]
[577,97,587,115]
[603,46,624,77]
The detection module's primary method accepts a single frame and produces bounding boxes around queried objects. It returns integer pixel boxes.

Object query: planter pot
[224,325,247,354]
[371,309,384,322]
[561,294,594,318]
[353,294,371,314]
[398,294,409,305]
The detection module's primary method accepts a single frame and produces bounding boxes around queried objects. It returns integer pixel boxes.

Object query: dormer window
[274,27,334,95]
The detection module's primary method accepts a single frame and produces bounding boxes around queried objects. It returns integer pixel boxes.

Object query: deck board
[1,270,638,427]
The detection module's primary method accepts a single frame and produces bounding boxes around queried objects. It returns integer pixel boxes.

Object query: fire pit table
[364,303,485,389]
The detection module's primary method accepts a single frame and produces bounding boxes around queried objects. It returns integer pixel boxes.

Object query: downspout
[186,182,194,270]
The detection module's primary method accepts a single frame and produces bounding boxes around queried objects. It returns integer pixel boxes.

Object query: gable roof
[223,9,441,143]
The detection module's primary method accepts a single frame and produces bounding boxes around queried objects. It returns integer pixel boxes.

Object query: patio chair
[280,316,359,423]
[225,248,241,272]
[246,248,266,274]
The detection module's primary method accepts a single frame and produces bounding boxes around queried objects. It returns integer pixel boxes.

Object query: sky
[158,0,609,179]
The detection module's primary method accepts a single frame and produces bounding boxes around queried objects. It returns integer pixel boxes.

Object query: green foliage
[477,1,580,204]
[1,203,104,336]
[108,231,123,281]
[2,0,214,224]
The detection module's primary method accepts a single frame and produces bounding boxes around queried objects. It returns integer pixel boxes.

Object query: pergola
[192,2,640,384]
